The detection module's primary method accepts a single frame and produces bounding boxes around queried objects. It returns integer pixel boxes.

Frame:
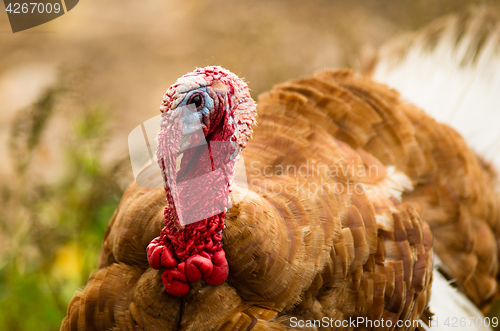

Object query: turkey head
[146,66,257,296]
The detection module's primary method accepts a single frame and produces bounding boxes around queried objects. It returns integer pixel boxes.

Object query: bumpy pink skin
[147,66,256,296]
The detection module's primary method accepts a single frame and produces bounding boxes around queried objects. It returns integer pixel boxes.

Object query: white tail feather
[368,7,500,327]
[371,7,500,171]
[424,258,493,331]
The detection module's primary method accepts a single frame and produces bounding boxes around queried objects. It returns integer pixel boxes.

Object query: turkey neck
[149,101,233,297]
[147,66,257,297]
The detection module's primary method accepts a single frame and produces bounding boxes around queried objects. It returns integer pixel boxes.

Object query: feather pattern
[364,5,500,326]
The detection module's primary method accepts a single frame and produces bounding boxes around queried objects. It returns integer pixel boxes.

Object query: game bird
[61,7,500,331]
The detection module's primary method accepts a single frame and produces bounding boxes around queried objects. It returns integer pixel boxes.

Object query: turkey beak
[178,105,207,153]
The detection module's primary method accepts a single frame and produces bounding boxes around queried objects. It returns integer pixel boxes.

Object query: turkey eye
[188,94,203,110]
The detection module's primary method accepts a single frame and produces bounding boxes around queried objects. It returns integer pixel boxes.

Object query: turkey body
[61,69,500,330]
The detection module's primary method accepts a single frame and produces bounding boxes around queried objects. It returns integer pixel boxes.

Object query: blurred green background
[1,0,499,330]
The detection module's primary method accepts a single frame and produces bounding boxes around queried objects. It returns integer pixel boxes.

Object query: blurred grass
[0,72,127,330]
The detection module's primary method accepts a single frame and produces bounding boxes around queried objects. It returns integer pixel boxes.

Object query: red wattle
[147,237,163,270]
[185,254,214,282]
[161,246,178,268]
[148,211,229,296]
[162,269,189,296]
[204,249,229,286]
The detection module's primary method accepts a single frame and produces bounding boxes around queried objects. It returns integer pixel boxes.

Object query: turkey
[61,10,500,331]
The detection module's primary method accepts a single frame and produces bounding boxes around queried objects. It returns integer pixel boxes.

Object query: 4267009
[5,2,62,14]
[438,317,499,328]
